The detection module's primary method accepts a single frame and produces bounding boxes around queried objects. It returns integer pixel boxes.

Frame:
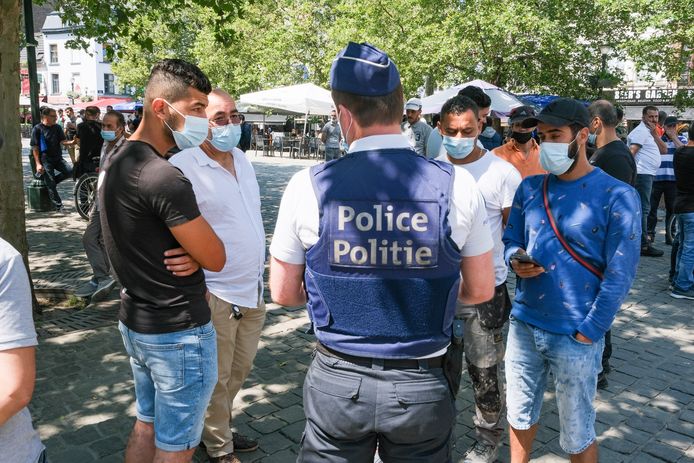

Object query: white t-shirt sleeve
[448,170,494,257]
[628,126,647,147]
[0,241,37,351]
[502,166,522,209]
[269,169,319,265]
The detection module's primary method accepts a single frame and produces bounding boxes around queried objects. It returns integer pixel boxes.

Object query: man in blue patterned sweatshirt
[502,99,641,463]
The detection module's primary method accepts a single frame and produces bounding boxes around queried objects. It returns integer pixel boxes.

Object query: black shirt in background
[590,140,636,186]
[30,123,65,161]
[99,140,210,334]
[673,145,694,214]
[76,120,104,162]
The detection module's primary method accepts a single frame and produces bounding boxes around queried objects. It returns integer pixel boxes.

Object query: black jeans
[41,154,72,208]
[647,181,677,241]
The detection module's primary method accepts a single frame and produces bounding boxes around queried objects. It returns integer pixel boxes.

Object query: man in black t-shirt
[588,100,636,186]
[70,106,103,177]
[30,107,72,211]
[670,124,694,300]
[586,100,637,390]
[99,59,226,461]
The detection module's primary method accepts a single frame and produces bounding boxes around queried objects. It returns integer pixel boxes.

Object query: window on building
[49,44,58,64]
[51,74,60,95]
[70,48,81,64]
[102,43,113,63]
[104,73,115,94]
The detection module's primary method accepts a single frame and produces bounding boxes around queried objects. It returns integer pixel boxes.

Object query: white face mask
[337,108,353,152]
[163,100,210,150]
[540,135,579,175]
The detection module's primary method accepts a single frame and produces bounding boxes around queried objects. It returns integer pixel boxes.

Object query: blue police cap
[329,42,400,97]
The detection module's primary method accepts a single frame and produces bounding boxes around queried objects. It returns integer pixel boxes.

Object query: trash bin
[26,175,53,212]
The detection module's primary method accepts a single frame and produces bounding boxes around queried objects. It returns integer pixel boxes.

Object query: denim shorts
[505,317,604,454]
[118,321,218,452]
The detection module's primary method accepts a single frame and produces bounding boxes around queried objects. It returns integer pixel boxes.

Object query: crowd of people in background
[5,40,693,463]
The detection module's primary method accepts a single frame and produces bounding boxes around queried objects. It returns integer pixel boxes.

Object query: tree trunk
[0,0,36,309]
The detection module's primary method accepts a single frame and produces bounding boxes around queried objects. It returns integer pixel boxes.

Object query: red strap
[542,175,604,280]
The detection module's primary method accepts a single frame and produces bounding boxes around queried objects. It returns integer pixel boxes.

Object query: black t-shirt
[76,120,104,162]
[673,145,694,213]
[30,123,65,160]
[99,140,209,333]
[590,140,636,186]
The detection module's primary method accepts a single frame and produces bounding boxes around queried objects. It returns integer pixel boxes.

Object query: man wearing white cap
[402,97,432,156]
[269,42,494,461]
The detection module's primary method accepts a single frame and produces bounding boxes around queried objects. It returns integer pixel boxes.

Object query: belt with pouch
[316,342,444,370]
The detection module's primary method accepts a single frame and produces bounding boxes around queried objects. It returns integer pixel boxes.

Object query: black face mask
[511,131,533,144]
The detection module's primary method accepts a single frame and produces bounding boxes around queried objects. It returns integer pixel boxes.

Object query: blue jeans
[673,213,694,291]
[505,317,604,454]
[118,321,218,452]
[40,154,72,208]
[634,174,654,247]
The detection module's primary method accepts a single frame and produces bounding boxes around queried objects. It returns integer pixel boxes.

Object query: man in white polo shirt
[628,105,668,257]
[170,89,266,463]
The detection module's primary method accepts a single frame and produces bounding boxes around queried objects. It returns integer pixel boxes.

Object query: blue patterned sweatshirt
[503,168,641,341]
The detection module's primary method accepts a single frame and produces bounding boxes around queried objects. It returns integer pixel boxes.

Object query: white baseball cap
[405,98,422,111]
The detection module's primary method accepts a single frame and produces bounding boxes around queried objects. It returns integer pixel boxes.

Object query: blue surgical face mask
[163,100,210,150]
[101,130,116,142]
[540,136,578,175]
[210,123,241,152]
[442,135,476,159]
[587,133,597,145]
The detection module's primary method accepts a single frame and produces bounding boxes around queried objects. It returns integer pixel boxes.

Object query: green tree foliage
[106,0,664,100]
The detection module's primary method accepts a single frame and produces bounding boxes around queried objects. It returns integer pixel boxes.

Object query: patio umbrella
[112,101,143,112]
[73,97,132,109]
[421,79,524,116]
[239,83,334,136]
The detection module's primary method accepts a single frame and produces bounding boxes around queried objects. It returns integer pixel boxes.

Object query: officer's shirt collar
[348,134,413,154]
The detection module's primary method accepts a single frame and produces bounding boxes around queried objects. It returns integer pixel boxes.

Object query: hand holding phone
[510,250,545,278]
[510,252,541,266]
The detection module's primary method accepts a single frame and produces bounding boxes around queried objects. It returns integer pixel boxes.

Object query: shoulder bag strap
[542,175,604,280]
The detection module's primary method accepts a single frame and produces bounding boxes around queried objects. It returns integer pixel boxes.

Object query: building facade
[32,11,127,106]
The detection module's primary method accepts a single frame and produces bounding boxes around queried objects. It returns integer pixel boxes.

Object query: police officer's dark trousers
[457,284,509,448]
[298,349,455,463]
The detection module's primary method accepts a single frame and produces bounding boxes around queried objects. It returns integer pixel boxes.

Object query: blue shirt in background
[503,168,641,341]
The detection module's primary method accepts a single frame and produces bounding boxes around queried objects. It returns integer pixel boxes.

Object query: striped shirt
[655,135,687,182]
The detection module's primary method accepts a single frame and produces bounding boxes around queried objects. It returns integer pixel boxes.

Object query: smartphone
[510,252,541,267]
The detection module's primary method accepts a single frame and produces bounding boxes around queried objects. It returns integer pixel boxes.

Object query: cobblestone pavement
[21,141,694,462]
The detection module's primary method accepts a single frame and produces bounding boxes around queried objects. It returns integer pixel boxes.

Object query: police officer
[269,42,495,462]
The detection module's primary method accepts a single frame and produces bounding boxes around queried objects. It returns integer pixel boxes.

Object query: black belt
[316,342,444,370]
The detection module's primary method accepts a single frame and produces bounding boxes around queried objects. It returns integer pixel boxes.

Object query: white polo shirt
[627,122,661,175]
[170,147,265,308]
[437,150,521,286]
[270,134,493,265]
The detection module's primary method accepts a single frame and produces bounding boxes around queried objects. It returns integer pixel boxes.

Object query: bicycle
[666,214,678,245]
[73,155,100,220]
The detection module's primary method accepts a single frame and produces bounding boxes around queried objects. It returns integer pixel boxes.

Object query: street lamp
[70,77,75,104]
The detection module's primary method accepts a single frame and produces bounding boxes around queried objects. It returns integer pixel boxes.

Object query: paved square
[22,145,694,462]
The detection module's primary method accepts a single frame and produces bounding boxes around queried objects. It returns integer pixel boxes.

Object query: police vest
[305,148,462,359]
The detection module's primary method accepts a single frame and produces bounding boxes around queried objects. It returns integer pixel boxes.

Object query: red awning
[73,97,132,109]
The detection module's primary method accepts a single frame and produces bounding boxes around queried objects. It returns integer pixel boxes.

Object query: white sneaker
[463,441,499,463]
[91,277,116,302]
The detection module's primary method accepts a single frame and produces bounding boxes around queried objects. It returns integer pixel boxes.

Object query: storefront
[605,87,694,128]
